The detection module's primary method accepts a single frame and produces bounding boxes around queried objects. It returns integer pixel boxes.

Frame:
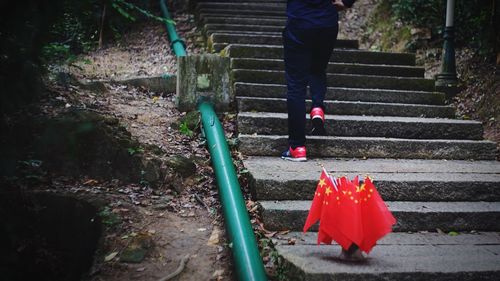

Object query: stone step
[243,156,500,201]
[197,0,285,2]
[197,8,286,17]
[235,83,446,105]
[275,231,500,246]
[197,2,286,11]
[210,33,359,52]
[199,13,286,22]
[231,58,424,77]
[233,70,434,91]
[207,30,284,37]
[238,134,497,160]
[237,97,454,118]
[203,16,287,26]
[238,112,483,140]
[205,23,284,33]
[273,232,500,281]
[227,44,416,66]
[259,200,500,232]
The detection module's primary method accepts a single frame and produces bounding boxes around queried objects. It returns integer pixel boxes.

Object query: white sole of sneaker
[281,156,307,162]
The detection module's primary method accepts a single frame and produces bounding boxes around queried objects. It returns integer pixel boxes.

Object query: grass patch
[363,0,412,52]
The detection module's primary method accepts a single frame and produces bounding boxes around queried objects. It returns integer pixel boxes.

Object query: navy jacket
[286,0,356,29]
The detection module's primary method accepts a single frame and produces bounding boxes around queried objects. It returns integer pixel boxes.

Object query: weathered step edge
[237,112,483,140]
[203,16,287,26]
[233,70,434,91]
[197,2,286,11]
[259,200,500,232]
[238,134,497,160]
[276,243,500,281]
[197,8,286,17]
[236,97,455,118]
[235,83,446,105]
[249,172,500,201]
[210,34,359,51]
[231,58,424,77]
[227,44,416,66]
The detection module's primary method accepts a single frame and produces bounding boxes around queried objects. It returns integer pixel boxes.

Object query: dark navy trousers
[283,25,338,148]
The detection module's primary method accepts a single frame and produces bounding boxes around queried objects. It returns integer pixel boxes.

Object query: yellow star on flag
[356,183,366,193]
[325,186,332,196]
[318,178,326,188]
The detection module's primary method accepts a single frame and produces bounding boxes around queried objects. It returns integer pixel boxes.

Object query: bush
[389,0,495,53]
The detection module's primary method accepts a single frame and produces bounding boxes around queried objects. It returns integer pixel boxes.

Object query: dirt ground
[64,26,231,277]
[338,0,378,44]
[3,9,235,281]
[69,13,201,81]
[58,82,234,281]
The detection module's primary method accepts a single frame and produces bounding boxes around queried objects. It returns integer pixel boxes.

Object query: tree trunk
[98,3,107,49]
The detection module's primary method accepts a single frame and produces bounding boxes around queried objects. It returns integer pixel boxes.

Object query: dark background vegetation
[390,0,499,55]
[0,0,154,116]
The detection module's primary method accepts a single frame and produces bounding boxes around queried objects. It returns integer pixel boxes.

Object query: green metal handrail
[160,0,186,57]
[198,101,268,281]
[160,1,267,278]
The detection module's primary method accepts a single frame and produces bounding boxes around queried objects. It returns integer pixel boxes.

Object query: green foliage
[1,0,174,114]
[259,238,288,280]
[139,170,149,187]
[178,111,200,137]
[42,43,76,63]
[179,122,194,137]
[127,147,144,155]
[112,0,175,25]
[388,0,496,53]
[389,0,444,28]
[364,0,412,52]
[99,206,121,226]
[41,0,172,63]
[270,249,287,281]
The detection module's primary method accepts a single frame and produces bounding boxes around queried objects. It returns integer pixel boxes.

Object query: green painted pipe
[198,101,268,281]
[160,0,187,57]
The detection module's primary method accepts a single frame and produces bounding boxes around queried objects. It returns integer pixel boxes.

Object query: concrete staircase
[196,1,500,279]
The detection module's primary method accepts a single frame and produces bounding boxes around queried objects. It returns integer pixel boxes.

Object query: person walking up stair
[281,0,356,162]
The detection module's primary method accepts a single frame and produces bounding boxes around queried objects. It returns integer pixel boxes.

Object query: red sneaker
[310,107,326,136]
[281,146,307,162]
[310,107,324,122]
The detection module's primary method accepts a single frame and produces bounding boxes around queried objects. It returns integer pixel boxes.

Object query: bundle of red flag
[303,168,396,253]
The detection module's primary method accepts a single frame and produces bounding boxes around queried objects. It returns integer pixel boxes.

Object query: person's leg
[308,26,338,136]
[283,26,312,148]
[309,26,338,110]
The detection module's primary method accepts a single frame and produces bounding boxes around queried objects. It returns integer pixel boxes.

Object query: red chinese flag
[303,168,330,233]
[338,177,364,247]
[358,177,396,253]
[320,176,363,250]
[317,228,333,244]
[318,175,351,248]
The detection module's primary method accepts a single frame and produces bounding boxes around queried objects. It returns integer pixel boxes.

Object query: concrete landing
[275,232,500,281]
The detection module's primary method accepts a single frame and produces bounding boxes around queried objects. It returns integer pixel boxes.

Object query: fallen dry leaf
[104,251,118,262]
[207,227,220,246]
